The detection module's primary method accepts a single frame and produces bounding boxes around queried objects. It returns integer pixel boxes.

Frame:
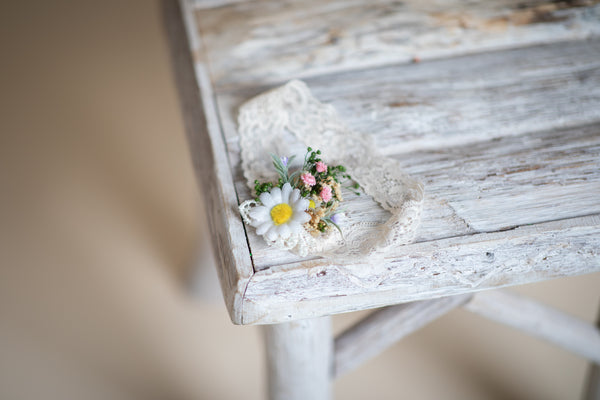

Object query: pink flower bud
[315,161,327,173]
[320,185,332,202]
[301,172,316,186]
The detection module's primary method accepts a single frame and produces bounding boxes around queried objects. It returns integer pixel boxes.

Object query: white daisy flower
[249,182,310,242]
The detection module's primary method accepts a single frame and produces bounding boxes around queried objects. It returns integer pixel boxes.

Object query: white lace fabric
[238,80,424,261]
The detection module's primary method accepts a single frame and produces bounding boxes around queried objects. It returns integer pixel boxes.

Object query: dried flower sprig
[245,147,358,243]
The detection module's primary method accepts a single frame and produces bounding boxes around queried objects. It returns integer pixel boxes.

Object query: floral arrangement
[241,147,359,245]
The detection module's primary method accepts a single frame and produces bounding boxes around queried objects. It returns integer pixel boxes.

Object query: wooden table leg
[584,307,600,400]
[264,317,332,400]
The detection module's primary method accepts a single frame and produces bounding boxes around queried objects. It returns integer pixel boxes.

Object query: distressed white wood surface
[335,290,600,377]
[334,294,472,378]
[242,215,600,324]
[174,0,600,325]
[225,121,600,269]
[193,0,600,89]
[217,39,600,154]
[464,290,600,363]
[221,43,600,321]
[264,317,332,400]
[192,0,244,9]
[164,0,253,324]
[216,39,600,270]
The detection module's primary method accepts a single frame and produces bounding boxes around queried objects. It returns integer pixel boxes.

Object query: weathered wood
[264,317,332,400]
[175,0,600,326]
[334,289,600,377]
[193,0,600,89]
[216,39,600,153]
[242,215,600,324]
[308,40,600,154]
[334,294,472,378]
[163,0,254,324]
[334,290,600,377]
[586,368,600,400]
[192,0,243,9]
[226,120,600,270]
[584,308,600,400]
[215,40,600,270]
[464,290,600,363]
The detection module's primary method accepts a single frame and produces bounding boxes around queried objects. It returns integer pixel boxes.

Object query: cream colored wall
[0,1,598,399]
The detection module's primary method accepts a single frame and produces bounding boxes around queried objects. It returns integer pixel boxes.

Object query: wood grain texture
[215,39,600,270]
[335,290,600,376]
[193,0,600,89]
[334,294,472,377]
[226,121,600,269]
[242,215,600,324]
[222,42,600,323]
[264,317,332,400]
[175,0,600,325]
[464,290,600,363]
[164,0,254,324]
[217,39,600,153]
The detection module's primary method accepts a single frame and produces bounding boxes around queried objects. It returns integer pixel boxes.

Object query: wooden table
[164,0,600,398]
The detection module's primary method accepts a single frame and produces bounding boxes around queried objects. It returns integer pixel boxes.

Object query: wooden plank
[585,364,600,400]
[179,0,600,326]
[224,120,600,269]
[334,294,471,378]
[192,0,245,9]
[193,0,600,89]
[217,39,600,153]
[334,290,600,377]
[584,308,600,400]
[464,290,600,363]
[264,317,333,400]
[164,0,254,324]
[308,41,600,154]
[214,39,600,270]
[241,214,600,324]
[403,123,600,234]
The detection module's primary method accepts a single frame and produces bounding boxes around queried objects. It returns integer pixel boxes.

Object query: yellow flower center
[270,203,293,225]
[308,200,315,209]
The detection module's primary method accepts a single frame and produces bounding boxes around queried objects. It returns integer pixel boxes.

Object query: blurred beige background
[0,1,599,399]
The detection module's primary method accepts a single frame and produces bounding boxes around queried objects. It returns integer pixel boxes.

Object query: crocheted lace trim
[238,80,424,260]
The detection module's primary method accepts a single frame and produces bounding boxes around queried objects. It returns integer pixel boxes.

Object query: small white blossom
[249,183,310,242]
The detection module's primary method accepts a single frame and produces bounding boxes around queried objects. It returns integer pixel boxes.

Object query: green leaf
[327,219,344,240]
[289,170,301,184]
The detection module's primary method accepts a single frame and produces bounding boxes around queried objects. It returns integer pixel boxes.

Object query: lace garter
[238,80,424,261]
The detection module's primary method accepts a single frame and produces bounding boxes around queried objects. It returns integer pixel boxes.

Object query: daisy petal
[259,192,275,208]
[293,198,309,212]
[277,224,291,239]
[281,183,292,204]
[256,221,272,235]
[290,189,300,203]
[249,206,269,222]
[265,228,278,242]
[293,210,311,224]
[270,187,282,204]
[287,220,304,234]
